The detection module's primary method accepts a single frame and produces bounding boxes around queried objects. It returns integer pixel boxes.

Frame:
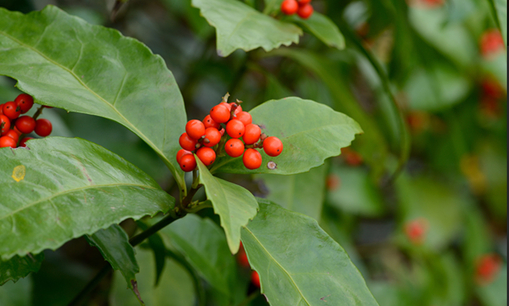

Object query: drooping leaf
[241,200,379,306]
[292,13,345,50]
[255,164,327,220]
[197,160,258,254]
[0,253,44,285]
[191,0,302,57]
[0,6,187,190]
[0,137,174,260]
[211,97,363,175]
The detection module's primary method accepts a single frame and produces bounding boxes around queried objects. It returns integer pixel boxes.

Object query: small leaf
[292,13,345,50]
[211,97,362,175]
[0,137,175,260]
[191,0,302,57]
[241,200,379,306]
[0,253,44,285]
[197,160,258,254]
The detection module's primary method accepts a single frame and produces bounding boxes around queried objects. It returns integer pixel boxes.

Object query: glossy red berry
[14,94,34,114]
[203,115,220,129]
[263,136,283,157]
[4,129,20,143]
[281,0,299,15]
[19,137,32,147]
[0,115,10,135]
[3,102,21,120]
[15,116,36,134]
[0,136,17,148]
[196,147,216,166]
[176,149,192,163]
[235,111,252,126]
[226,119,245,138]
[185,120,206,140]
[210,104,230,123]
[243,124,261,145]
[243,149,262,170]
[220,102,232,111]
[179,154,197,172]
[225,139,245,158]
[251,271,260,288]
[297,3,313,19]
[34,118,52,137]
[179,133,198,151]
[203,127,222,147]
[237,243,250,267]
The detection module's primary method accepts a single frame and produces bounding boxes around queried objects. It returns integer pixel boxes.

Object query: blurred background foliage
[0,0,506,305]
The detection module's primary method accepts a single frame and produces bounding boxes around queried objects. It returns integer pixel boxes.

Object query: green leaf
[291,13,345,50]
[255,164,327,220]
[197,160,258,254]
[191,0,302,57]
[160,214,237,298]
[0,275,32,306]
[0,137,174,260]
[477,263,507,306]
[211,97,363,175]
[488,0,507,45]
[241,200,379,306]
[0,253,44,285]
[136,222,166,287]
[0,6,187,190]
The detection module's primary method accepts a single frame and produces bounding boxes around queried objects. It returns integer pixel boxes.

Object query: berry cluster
[0,94,53,148]
[177,94,283,172]
[281,0,314,19]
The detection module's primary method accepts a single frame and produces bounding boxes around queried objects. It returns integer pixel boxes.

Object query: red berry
[19,137,32,147]
[281,0,299,15]
[0,136,17,148]
[176,149,192,163]
[235,111,252,126]
[14,94,34,114]
[4,129,19,143]
[243,124,261,145]
[203,115,220,129]
[243,149,262,170]
[220,102,232,111]
[0,115,10,135]
[480,29,505,58]
[15,116,36,134]
[3,102,21,120]
[179,133,198,151]
[203,127,222,147]
[179,154,197,172]
[34,118,52,137]
[196,147,216,166]
[231,104,243,115]
[185,120,206,140]
[476,254,502,284]
[226,119,245,138]
[0,103,4,116]
[225,139,245,158]
[251,271,260,288]
[263,136,283,157]
[326,174,341,191]
[341,147,363,166]
[404,218,427,244]
[297,3,313,19]
[210,104,230,123]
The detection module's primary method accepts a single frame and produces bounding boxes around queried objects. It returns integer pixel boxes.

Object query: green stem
[129,212,181,247]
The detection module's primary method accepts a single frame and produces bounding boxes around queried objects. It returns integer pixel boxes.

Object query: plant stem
[129,212,181,247]
[67,263,112,306]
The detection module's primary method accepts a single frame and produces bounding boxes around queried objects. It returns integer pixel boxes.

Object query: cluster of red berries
[176,95,283,172]
[0,94,53,148]
[281,0,314,19]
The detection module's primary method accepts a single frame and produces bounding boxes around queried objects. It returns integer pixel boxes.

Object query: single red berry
[210,104,230,123]
[220,102,232,111]
[237,243,250,268]
[203,127,222,147]
[235,111,252,126]
[19,137,33,147]
[3,101,21,120]
[226,119,245,138]
[185,120,206,140]
[341,147,363,166]
[297,0,311,5]
[243,149,262,170]
[15,116,36,134]
[4,129,19,143]
[297,3,313,19]
[225,139,245,158]
[243,124,261,145]
[251,271,260,288]
[480,29,505,58]
[179,133,198,151]
[196,147,216,166]
[14,94,34,114]
[34,118,52,137]
[263,136,283,157]
[0,115,10,135]
[0,136,17,148]
[179,154,197,172]
[476,254,502,284]
[404,218,427,244]
[326,174,341,191]
[176,149,192,163]
[203,115,220,129]
[281,0,299,15]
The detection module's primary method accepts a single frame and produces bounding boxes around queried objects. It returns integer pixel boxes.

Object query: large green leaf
[0,137,174,260]
[0,253,44,285]
[211,97,363,175]
[241,200,379,306]
[197,160,258,254]
[0,6,187,190]
[191,0,302,57]
[292,13,345,50]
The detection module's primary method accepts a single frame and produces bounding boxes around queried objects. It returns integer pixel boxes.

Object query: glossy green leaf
[241,200,379,306]
[191,0,302,57]
[160,214,237,298]
[255,164,327,220]
[292,13,345,50]
[263,0,283,14]
[0,6,187,190]
[197,160,258,254]
[0,137,174,260]
[0,253,44,285]
[211,97,363,175]
[0,275,32,306]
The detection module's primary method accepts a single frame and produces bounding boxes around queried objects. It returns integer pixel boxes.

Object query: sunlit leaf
[292,12,345,50]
